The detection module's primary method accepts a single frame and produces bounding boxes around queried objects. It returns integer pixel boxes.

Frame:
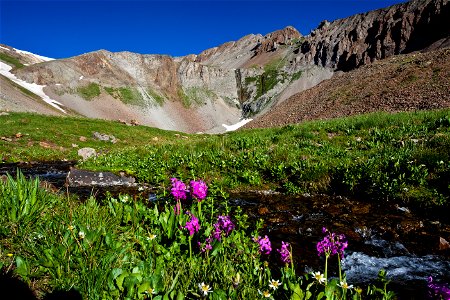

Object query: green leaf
[116,272,129,291]
[15,256,29,278]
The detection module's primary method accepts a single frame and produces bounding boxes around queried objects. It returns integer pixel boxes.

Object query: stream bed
[1,161,449,299]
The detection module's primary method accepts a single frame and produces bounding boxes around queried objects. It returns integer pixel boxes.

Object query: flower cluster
[190,180,208,201]
[198,237,213,253]
[277,241,291,264]
[256,235,272,255]
[184,213,200,236]
[212,215,235,241]
[170,178,208,202]
[428,276,450,299]
[170,178,187,201]
[316,227,348,258]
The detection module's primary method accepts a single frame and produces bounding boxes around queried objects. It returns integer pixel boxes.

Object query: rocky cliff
[295,0,450,71]
[1,0,449,132]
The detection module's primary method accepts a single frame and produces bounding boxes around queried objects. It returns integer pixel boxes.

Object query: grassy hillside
[0,110,449,212]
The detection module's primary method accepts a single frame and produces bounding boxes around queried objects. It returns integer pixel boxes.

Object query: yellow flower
[68,225,75,231]
[7,253,13,257]
[148,233,157,240]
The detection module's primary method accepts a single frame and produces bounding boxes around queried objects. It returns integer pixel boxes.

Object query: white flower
[258,290,272,298]
[312,271,326,284]
[268,279,281,290]
[338,281,353,289]
[198,282,212,296]
[120,195,130,203]
[78,231,85,239]
[145,287,156,295]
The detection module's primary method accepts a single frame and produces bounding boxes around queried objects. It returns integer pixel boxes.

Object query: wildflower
[120,195,129,203]
[148,233,157,240]
[212,215,235,240]
[258,290,271,298]
[268,279,281,290]
[257,235,272,255]
[428,276,450,299]
[6,253,13,257]
[338,281,353,289]
[198,237,213,252]
[277,241,291,264]
[78,231,85,239]
[198,282,212,296]
[68,225,75,231]
[170,178,187,201]
[190,180,208,201]
[185,214,200,236]
[316,228,348,258]
[312,271,326,284]
[145,287,157,295]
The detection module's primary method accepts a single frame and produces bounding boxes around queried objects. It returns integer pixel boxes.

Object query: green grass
[147,88,165,106]
[0,110,449,211]
[105,86,146,106]
[0,52,24,69]
[77,83,101,100]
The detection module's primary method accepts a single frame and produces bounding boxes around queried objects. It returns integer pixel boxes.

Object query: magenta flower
[257,235,272,255]
[428,276,450,299]
[278,241,291,264]
[190,180,208,201]
[198,237,213,253]
[212,215,235,241]
[171,178,187,201]
[185,214,200,236]
[316,227,348,258]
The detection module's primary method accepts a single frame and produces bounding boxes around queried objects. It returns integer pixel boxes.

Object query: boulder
[78,147,96,161]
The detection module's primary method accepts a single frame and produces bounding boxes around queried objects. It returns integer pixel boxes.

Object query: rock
[0,112,10,116]
[439,237,450,250]
[79,136,87,142]
[15,133,23,138]
[92,132,117,143]
[152,137,159,141]
[39,141,51,148]
[72,143,78,148]
[78,147,96,160]
[67,168,136,187]
[0,137,12,142]
[295,0,449,71]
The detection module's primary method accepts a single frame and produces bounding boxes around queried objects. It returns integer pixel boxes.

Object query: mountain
[0,0,449,133]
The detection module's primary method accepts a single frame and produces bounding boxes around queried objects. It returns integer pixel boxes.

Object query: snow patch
[79,75,84,80]
[14,48,54,61]
[222,118,252,131]
[0,46,10,51]
[0,61,66,113]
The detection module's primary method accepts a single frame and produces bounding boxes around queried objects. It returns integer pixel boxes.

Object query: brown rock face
[296,0,450,71]
[253,26,301,56]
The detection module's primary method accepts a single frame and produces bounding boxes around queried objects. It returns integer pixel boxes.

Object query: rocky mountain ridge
[1,0,449,133]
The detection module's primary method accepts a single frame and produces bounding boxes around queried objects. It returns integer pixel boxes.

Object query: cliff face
[296,0,450,71]
[2,0,449,132]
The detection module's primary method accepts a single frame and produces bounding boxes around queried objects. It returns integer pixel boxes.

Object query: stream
[1,161,449,299]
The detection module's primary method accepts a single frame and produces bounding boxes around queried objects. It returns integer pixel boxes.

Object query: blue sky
[1,0,406,59]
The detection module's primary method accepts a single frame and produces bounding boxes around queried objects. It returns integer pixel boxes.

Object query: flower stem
[338,254,342,282]
[324,254,329,285]
[189,236,192,261]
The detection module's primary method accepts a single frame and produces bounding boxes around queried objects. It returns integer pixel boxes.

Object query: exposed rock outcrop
[295,0,450,71]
